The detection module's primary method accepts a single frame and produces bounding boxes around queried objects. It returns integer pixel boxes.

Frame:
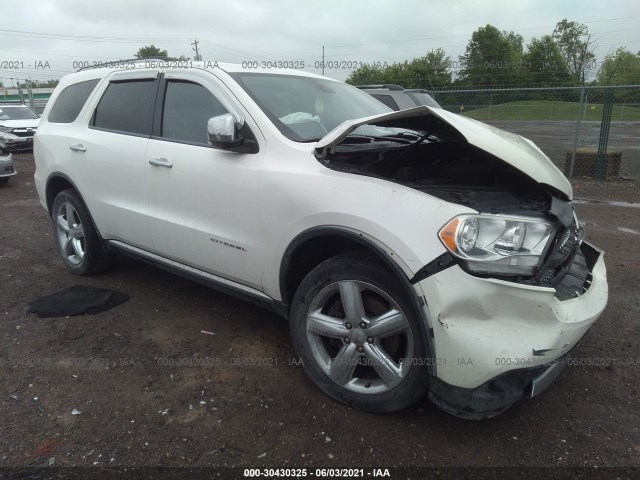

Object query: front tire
[51,189,113,275]
[290,253,429,413]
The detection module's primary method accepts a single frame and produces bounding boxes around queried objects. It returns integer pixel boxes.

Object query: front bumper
[0,134,34,151]
[0,153,17,178]
[428,354,568,419]
[416,242,608,418]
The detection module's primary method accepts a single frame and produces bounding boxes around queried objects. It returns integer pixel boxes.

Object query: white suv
[34,61,608,418]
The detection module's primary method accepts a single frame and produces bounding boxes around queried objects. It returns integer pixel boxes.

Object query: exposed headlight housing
[439,214,557,276]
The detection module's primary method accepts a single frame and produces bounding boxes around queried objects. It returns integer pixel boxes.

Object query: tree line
[346,19,640,89]
[3,24,638,91]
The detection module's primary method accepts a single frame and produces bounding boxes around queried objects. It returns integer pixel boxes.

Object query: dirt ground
[1,153,639,476]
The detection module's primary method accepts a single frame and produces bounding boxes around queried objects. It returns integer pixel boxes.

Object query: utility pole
[26,78,35,109]
[191,39,201,61]
[322,46,325,76]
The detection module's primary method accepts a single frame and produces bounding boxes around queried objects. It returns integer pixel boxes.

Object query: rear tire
[51,189,113,275]
[290,253,429,413]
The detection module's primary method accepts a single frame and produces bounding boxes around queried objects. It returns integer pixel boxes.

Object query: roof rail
[76,57,179,72]
[355,84,405,91]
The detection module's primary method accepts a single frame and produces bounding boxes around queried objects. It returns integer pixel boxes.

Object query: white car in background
[0,103,40,153]
[33,61,608,418]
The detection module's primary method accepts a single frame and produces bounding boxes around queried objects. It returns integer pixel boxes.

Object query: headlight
[439,214,556,276]
[0,126,13,133]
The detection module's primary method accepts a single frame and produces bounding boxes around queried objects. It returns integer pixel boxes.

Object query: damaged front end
[315,106,591,300]
[315,106,608,419]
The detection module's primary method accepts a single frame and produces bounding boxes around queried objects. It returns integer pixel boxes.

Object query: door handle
[69,144,86,152]
[149,157,173,168]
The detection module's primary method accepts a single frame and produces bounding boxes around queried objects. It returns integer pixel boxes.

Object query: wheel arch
[45,172,105,242]
[279,227,407,303]
[45,172,81,214]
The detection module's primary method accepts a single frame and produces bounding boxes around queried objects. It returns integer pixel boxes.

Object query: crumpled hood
[315,106,572,199]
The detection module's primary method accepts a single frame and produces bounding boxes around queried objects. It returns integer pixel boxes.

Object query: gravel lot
[1,153,639,476]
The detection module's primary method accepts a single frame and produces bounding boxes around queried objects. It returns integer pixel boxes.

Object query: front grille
[12,129,36,138]
[535,220,592,300]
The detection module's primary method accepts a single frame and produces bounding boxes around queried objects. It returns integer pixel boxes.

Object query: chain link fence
[7,83,640,180]
[430,85,640,181]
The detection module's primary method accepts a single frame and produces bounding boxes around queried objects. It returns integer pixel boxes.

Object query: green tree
[523,35,572,87]
[411,48,453,88]
[134,45,169,59]
[597,47,640,85]
[346,49,452,88]
[552,19,596,84]
[458,25,524,87]
[17,79,59,88]
[346,63,385,85]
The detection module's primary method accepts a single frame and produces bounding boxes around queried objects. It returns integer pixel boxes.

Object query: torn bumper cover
[428,354,568,420]
[416,242,607,419]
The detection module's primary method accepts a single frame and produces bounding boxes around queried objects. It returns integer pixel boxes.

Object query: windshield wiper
[387,130,431,163]
[340,134,407,145]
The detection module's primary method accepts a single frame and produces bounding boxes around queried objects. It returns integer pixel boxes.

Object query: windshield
[0,105,39,121]
[407,92,441,109]
[229,73,391,142]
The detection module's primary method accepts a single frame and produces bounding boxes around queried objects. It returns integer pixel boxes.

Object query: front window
[161,80,228,145]
[229,73,391,142]
[0,105,39,121]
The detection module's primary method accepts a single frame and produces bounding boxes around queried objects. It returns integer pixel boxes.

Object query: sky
[1,0,638,86]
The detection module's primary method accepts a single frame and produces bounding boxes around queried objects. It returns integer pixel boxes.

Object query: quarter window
[48,79,99,123]
[92,80,157,136]
[371,94,400,111]
[161,81,228,145]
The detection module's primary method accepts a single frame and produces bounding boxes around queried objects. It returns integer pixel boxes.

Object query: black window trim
[88,75,162,139]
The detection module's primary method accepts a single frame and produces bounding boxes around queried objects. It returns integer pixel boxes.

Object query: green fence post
[595,88,614,180]
[569,87,586,179]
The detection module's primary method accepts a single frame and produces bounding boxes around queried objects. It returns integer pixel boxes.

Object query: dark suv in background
[356,84,441,111]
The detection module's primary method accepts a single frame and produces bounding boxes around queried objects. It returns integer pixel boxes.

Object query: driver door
[145,71,264,290]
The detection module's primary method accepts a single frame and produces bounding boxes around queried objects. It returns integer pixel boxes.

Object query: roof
[73,58,331,80]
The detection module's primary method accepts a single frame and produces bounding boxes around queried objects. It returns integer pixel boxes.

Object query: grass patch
[450,100,640,121]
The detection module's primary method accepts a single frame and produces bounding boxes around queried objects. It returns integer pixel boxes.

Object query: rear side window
[371,94,400,111]
[92,80,157,136]
[48,79,99,123]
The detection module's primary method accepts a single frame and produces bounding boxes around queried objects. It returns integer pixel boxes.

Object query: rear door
[78,70,159,249]
[145,70,265,289]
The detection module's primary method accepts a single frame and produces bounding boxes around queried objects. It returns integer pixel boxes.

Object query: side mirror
[207,113,259,154]
[207,113,242,146]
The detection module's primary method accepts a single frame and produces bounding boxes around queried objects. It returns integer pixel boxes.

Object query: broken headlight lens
[438,215,556,276]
